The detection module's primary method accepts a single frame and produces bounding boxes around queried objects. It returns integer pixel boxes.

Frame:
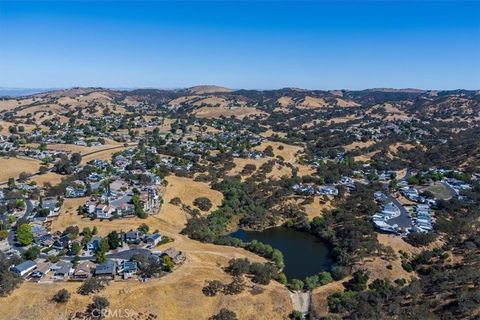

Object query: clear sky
[0,1,479,90]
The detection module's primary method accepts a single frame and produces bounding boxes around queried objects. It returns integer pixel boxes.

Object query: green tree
[289,279,304,291]
[162,255,175,272]
[22,246,40,260]
[71,242,81,256]
[7,178,15,189]
[53,289,71,303]
[16,223,33,246]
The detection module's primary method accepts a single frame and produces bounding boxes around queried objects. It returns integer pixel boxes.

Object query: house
[317,186,339,196]
[11,260,37,277]
[95,260,116,280]
[31,262,51,279]
[95,204,114,219]
[65,180,87,198]
[72,261,96,280]
[118,260,138,278]
[40,197,60,216]
[52,235,71,250]
[83,200,98,215]
[115,203,135,216]
[144,233,162,247]
[34,234,54,247]
[86,236,102,252]
[51,261,72,280]
[124,230,142,244]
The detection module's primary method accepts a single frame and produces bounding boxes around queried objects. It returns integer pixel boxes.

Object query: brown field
[353,150,380,162]
[29,172,64,187]
[1,241,292,320]
[26,175,293,320]
[327,114,359,124]
[311,279,348,316]
[343,140,375,151]
[277,96,294,108]
[193,106,265,119]
[229,158,292,180]
[0,157,41,182]
[0,120,43,135]
[0,97,37,111]
[388,142,416,155]
[80,145,133,164]
[368,103,411,121]
[335,97,360,107]
[303,197,333,220]
[297,96,328,109]
[254,141,302,162]
[162,175,223,219]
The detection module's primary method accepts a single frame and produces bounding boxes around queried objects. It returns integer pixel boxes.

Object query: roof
[12,260,37,273]
[53,261,72,275]
[95,260,116,275]
[145,233,161,241]
[74,261,96,274]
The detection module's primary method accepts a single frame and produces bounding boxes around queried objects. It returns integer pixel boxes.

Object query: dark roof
[95,260,116,275]
[12,260,37,273]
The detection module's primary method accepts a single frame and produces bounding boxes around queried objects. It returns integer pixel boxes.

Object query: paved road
[6,198,34,253]
[40,248,152,261]
[385,194,412,229]
[440,181,458,198]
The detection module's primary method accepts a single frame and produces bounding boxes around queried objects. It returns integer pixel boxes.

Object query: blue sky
[0,1,479,90]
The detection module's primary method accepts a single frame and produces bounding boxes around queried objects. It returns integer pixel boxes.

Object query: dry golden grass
[276,96,294,108]
[2,244,292,320]
[163,175,223,218]
[33,175,292,320]
[368,103,411,121]
[0,120,42,135]
[193,106,265,119]
[335,97,360,107]
[326,114,359,124]
[343,140,375,151]
[228,158,292,180]
[353,150,381,162]
[0,97,37,111]
[16,103,67,117]
[188,85,233,94]
[0,157,41,182]
[29,172,64,187]
[311,279,348,316]
[303,197,333,220]
[26,141,122,156]
[254,141,302,162]
[388,142,416,155]
[80,145,132,164]
[297,96,328,109]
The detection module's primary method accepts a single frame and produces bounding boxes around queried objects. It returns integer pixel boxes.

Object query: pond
[230,227,333,280]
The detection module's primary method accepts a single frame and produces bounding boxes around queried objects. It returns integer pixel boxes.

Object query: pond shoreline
[229,226,333,280]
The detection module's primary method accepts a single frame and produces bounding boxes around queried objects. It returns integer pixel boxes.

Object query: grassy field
[0,157,41,182]
[13,174,292,320]
[422,182,452,200]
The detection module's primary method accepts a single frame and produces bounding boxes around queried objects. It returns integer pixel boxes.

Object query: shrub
[223,276,245,295]
[289,279,304,291]
[202,280,224,297]
[53,289,70,303]
[77,278,105,295]
[210,308,238,320]
[193,197,213,212]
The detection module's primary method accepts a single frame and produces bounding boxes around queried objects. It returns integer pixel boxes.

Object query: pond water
[230,227,333,280]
